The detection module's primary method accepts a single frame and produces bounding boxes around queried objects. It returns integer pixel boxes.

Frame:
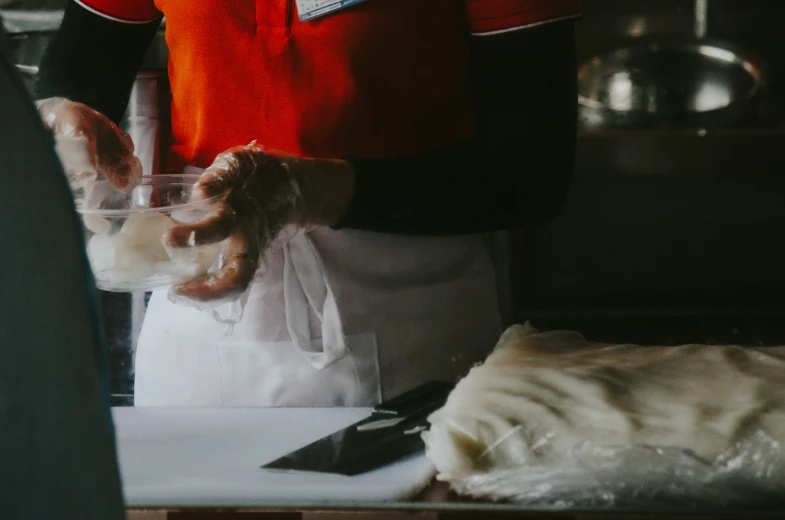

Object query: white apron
[134,226,502,407]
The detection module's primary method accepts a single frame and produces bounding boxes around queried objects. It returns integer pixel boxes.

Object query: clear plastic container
[75,174,223,292]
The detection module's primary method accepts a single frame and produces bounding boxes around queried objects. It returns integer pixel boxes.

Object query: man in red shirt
[37,0,579,407]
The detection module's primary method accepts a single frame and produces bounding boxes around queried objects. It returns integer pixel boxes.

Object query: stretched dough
[424,323,785,482]
[85,213,220,285]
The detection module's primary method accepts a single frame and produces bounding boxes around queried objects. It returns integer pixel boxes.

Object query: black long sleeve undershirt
[36,1,577,235]
[35,1,161,123]
[339,21,578,235]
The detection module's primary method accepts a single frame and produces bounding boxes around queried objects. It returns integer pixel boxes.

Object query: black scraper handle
[373,381,454,418]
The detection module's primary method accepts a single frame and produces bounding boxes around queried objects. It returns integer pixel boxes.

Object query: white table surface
[112,407,436,508]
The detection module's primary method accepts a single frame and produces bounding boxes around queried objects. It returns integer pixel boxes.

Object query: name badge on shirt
[294,0,370,22]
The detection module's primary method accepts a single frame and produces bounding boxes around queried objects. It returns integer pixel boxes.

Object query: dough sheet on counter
[424,323,785,507]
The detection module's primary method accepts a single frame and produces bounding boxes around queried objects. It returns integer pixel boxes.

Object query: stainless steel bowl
[578,38,768,130]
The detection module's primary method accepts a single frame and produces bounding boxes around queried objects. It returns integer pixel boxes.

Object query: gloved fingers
[93,117,142,193]
[48,106,99,187]
[163,204,237,248]
[67,169,99,190]
[191,145,264,200]
[192,166,235,201]
[170,227,259,302]
[100,152,143,192]
[37,97,142,193]
[36,97,68,126]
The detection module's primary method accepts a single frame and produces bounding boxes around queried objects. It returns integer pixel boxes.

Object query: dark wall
[516,0,785,314]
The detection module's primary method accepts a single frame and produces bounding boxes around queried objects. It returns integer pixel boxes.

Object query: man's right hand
[37,97,142,192]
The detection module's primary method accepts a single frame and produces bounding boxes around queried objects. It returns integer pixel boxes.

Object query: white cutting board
[112,407,436,507]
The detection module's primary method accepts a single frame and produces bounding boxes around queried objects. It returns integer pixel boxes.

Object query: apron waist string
[283,232,348,370]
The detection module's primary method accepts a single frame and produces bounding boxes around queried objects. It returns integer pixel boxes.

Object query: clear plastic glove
[162,143,355,303]
[37,97,142,192]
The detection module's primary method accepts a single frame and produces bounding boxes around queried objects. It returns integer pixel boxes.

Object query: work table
[116,312,785,519]
[112,407,435,508]
[115,407,500,519]
[115,407,780,520]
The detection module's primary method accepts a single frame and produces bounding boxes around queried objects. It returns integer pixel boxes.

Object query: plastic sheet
[423,323,785,509]
[438,430,784,508]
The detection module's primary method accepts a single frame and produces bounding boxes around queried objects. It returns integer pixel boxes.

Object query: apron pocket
[217,332,380,407]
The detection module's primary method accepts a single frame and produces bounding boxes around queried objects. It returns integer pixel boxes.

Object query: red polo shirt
[75,0,581,170]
